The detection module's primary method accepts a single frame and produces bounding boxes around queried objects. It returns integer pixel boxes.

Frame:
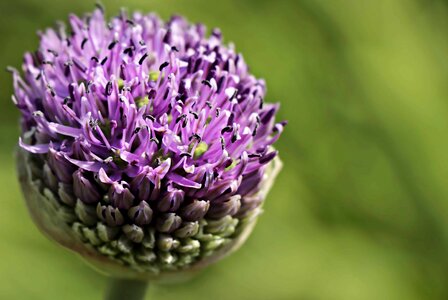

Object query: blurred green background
[1,0,448,299]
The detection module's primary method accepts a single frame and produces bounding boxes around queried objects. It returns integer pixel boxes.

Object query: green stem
[105,278,149,300]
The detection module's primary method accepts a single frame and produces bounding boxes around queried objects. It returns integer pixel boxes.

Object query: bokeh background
[1,0,448,299]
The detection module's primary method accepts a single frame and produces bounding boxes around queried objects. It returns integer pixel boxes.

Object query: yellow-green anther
[225,159,238,171]
[117,79,125,89]
[205,116,212,125]
[149,71,159,82]
[123,224,145,243]
[135,96,150,108]
[194,142,208,159]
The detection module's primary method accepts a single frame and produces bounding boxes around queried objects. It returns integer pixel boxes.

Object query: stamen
[231,131,238,143]
[148,89,157,99]
[126,19,135,26]
[47,49,59,57]
[221,126,232,134]
[201,80,212,88]
[252,123,259,136]
[229,89,238,101]
[95,2,104,12]
[159,61,169,72]
[144,115,155,122]
[47,85,56,97]
[176,114,186,123]
[139,53,148,65]
[105,81,113,96]
[108,40,118,50]
[189,111,199,119]
[228,113,234,125]
[101,56,108,65]
[81,38,88,50]
[189,133,201,142]
[123,46,134,56]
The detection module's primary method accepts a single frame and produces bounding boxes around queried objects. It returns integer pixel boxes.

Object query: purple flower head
[12,7,284,279]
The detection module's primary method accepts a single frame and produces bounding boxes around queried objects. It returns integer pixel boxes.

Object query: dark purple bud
[158,187,184,212]
[128,201,153,226]
[73,169,100,204]
[48,148,74,183]
[237,169,263,196]
[96,203,124,227]
[180,200,210,222]
[109,181,135,209]
[156,213,182,233]
[130,173,151,201]
[207,195,241,219]
[259,151,278,165]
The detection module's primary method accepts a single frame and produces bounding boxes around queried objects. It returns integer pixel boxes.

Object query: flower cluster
[12,6,284,277]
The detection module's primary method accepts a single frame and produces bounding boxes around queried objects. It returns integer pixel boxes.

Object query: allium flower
[11,6,284,281]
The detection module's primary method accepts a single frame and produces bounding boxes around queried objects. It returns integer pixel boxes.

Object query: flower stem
[105,278,149,300]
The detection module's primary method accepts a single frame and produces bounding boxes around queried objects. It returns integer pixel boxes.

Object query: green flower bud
[16,148,282,282]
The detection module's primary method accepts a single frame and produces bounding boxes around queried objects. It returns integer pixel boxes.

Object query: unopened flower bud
[128,201,153,226]
[180,200,210,222]
[73,169,100,204]
[109,182,135,209]
[158,187,184,212]
[156,213,182,233]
